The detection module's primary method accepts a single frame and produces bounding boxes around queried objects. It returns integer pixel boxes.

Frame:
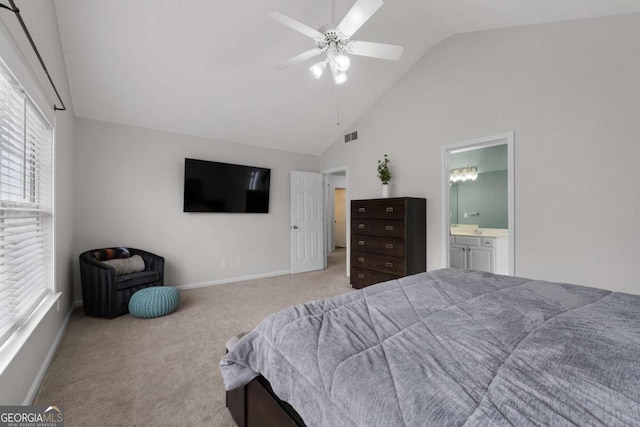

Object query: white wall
[320,13,640,293]
[0,1,75,403]
[73,118,318,295]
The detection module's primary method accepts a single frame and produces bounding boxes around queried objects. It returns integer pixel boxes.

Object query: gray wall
[453,171,508,228]
[320,13,640,293]
[0,1,75,404]
[72,118,319,296]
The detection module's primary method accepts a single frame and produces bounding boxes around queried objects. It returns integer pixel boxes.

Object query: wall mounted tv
[183,158,271,213]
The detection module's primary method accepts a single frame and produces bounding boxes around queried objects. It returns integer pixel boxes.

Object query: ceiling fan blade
[347,40,404,61]
[268,11,324,40]
[275,48,324,70]
[336,0,383,37]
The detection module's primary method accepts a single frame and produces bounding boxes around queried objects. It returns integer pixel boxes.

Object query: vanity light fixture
[450,166,478,182]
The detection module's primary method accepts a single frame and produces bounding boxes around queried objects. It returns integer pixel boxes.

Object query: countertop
[450,227,508,238]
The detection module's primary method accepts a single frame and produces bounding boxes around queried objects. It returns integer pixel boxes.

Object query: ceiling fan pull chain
[336,87,340,126]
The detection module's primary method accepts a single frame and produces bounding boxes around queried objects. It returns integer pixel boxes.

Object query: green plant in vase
[377,154,392,197]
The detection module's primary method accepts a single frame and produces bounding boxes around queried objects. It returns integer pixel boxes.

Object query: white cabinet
[449,245,466,269]
[468,246,493,272]
[449,235,508,274]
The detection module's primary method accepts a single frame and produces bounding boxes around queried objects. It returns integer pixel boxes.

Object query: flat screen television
[183,158,271,213]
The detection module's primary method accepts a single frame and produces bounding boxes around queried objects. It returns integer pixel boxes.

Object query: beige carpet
[35,249,351,426]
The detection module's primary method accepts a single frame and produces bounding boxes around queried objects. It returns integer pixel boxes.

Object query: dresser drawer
[351,219,404,238]
[351,251,405,275]
[352,199,404,219]
[352,236,404,257]
[350,267,399,289]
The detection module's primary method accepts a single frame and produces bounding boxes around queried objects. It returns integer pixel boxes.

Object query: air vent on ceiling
[344,131,358,143]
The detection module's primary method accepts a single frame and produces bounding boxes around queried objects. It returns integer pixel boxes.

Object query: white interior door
[334,188,347,247]
[291,171,324,274]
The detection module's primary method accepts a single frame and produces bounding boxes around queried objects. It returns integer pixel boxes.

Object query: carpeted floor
[35,249,351,426]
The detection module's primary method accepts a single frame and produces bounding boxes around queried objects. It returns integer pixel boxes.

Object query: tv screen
[183,158,271,213]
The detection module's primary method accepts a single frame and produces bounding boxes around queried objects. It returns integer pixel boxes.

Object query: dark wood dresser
[350,197,426,288]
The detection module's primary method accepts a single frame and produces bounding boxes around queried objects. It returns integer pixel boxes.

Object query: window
[0,58,53,348]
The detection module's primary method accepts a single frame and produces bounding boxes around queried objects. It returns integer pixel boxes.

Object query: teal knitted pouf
[129,286,180,319]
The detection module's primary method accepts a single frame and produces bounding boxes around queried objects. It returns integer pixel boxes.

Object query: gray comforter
[220,268,640,426]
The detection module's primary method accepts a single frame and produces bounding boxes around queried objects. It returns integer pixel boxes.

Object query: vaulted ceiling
[53,0,640,154]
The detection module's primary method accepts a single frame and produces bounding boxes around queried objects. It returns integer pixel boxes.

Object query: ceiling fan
[269,0,404,85]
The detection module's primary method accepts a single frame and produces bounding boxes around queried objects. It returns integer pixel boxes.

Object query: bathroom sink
[450,228,509,238]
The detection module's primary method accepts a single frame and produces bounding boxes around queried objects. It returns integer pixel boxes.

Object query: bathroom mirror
[449,144,508,229]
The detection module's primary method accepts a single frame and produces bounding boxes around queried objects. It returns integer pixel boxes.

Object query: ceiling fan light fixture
[335,54,350,71]
[309,62,325,79]
[269,0,404,85]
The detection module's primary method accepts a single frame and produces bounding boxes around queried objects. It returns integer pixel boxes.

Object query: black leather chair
[79,248,165,318]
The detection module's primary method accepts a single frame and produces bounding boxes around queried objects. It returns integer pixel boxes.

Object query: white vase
[382,184,390,198]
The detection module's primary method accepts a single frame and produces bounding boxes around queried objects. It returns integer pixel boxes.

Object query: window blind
[0,58,53,348]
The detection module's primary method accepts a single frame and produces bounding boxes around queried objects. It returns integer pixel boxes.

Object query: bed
[220,268,640,426]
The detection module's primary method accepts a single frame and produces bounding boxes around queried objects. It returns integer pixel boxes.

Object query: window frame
[0,16,59,371]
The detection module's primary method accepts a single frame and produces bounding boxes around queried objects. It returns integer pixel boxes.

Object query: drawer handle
[358,273,365,279]
[358,257,365,262]
[358,224,365,229]
[358,207,366,212]
[385,226,394,231]
[385,262,394,268]
[385,244,394,249]
[386,207,394,212]
[358,240,365,246]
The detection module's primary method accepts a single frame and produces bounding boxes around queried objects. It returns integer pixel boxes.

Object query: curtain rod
[0,0,66,111]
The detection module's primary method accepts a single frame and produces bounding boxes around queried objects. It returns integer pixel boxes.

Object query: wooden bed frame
[225,333,304,426]
[226,375,305,427]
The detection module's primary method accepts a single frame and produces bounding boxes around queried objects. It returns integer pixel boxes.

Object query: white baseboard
[73,270,291,299]
[23,304,74,405]
[175,269,291,291]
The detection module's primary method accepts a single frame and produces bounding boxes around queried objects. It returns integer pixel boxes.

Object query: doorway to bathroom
[441,132,515,274]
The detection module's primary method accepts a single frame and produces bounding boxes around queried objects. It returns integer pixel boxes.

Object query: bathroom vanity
[450,227,508,274]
